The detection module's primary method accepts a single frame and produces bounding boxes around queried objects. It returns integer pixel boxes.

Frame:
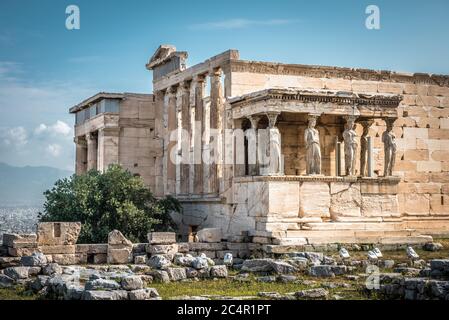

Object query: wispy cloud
[0,126,28,147]
[46,144,62,157]
[189,18,299,30]
[35,120,72,137]
[0,61,97,169]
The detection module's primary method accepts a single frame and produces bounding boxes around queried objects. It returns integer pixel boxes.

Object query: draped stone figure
[382,119,397,176]
[343,116,358,176]
[269,127,282,175]
[304,115,321,175]
[359,120,373,177]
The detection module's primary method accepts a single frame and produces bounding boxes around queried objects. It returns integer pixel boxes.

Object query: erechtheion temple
[70,44,449,246]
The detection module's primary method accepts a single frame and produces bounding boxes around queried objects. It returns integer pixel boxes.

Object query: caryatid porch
[228,89,429,245]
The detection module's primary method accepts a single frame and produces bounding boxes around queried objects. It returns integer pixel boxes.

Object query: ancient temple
[71,44,449,246]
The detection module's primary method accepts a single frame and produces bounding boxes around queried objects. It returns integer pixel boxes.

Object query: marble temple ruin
[70,44,449,247]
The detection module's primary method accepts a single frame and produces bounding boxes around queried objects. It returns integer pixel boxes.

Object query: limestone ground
[1,239,448,300]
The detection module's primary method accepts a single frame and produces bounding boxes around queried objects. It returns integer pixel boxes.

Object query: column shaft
[86,132,98,171]
[193,76,205,194]
[166,86,177,195]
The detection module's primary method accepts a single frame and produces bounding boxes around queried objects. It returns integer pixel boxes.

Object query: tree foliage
[38,165,180,243]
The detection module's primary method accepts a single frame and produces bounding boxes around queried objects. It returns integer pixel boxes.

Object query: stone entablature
[229,60,449,87]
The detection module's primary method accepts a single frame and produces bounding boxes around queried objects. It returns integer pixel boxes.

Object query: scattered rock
[192,256,209,270]
[20,252,47,267]
[373,248,383,258]
[257,292,282,299]
[309,265,348,277]
[0,274,15,288]
[147,254,171,269]
[241,259,273,272]
[423,242,443,252]
[379,260,395,269]
[210,265,228,278]
[339,248,350,259]
[29,275,50,292]
[295,288,329,299]
[406,246,419,260]
[134,255,147,264]
[286,257,308,270]
[223,253,233,266]
[4,266,30,280]
[150,270,170,283]
[277,275,297,283]
[131,264,151,274]
[270,260,298,274]
[82,290,128,300]
[166,267,187,281]
[257,276,276,283]
[128,288,160,300]
[63,283,84,300]
[84,278,121,291]
[121,275,144,290]
[42,263,62,276]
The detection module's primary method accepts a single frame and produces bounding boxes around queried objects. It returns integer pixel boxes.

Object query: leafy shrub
[38,165,180,243]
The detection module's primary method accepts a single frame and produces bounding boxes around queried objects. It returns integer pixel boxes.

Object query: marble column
[153,90,165,197]
[166,86,177,195]
[233,118,245,177]
[359,120,374,177]
[208,68,223,194]
[74,136,87,174]
[86,132,98,171]
[193,75,205,195]
[247,115,261,176]
[98,127,119,171]
[180,81,191,195]
[334,138,342,177]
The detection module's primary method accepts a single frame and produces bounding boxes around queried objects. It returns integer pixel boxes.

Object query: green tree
[38,165,180,243]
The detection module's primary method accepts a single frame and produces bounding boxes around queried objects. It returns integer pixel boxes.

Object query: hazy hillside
[0,162,73,206]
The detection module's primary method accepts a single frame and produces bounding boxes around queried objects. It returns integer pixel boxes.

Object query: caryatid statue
[382,119,397,176]
[359,120,374,177]
[266,112,282,175]
[304,115,321,175]
[343,116,358,176]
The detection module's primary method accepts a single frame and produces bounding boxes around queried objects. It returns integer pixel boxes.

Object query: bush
[38,165,180,243]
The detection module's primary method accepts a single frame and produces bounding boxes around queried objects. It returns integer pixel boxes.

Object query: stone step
[273,234,433,245]
[304,222,411,231]
[285,229,419,238]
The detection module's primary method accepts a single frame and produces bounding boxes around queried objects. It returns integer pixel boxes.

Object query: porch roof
[229,88,402,120]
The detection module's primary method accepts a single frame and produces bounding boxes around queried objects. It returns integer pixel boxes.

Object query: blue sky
[0,0,448,170]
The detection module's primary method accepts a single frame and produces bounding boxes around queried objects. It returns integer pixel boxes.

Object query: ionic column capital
[166,86,177,97]
[74,136,87,146]
[209,67,222,77]
[86,131,97,140]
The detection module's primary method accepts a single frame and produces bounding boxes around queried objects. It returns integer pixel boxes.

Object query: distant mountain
[0,162,73,206]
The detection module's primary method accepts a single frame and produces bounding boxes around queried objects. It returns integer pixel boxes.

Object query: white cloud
[1,126,28,146]
[46,144,62,157]
[34,120,72,137]
[189,18,299,30]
